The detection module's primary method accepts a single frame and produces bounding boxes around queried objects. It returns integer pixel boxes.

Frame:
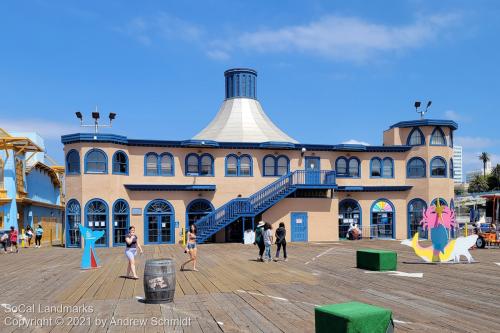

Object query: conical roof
[192,68,298,143]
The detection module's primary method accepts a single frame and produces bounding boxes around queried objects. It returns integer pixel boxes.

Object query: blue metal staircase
[195,170,336,243]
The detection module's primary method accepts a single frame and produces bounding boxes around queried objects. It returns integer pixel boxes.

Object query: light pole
[414,100,432,119]
[75,106,117,139]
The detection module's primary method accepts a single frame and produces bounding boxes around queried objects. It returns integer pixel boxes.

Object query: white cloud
[0,118,79,139]
[455,136,498,149]
[214,13,461,61]
[342,139,370,146]
[444,110,470,122]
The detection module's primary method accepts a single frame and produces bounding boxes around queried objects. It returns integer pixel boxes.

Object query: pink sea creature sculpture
[420,204,456,231]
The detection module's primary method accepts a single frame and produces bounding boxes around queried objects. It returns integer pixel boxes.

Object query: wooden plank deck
[0,241,499,332]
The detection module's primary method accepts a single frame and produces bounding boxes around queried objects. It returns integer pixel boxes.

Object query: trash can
[143,258,176,303]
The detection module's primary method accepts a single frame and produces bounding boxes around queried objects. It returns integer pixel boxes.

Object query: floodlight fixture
[109,112,116,121]
[92,112,100,120]
[414,101,421,109]
[75,111,83,120]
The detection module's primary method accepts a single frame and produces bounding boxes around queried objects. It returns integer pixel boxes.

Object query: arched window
[186,199,214,229]
[383,158,394,178]
[226,155,238,176]
[407,127,425,146]
[160,153,174,176]
[449,158,454,179]
[239,155,252,176]
[112,151,128,175]
[85,199,108,247]
[85,149,107,174]
[276,156,289,176]
[407,157,426,178]
[348,158,360,177]
[408,199,427,238]
[0,157,4,189]
[113,200,129,246]
[66,199,81,248]
[186,154,199,174]
[430,157,447,177]
[145,153,158,176]
[430,127,447,146]
[431,198,448,206]
[66,150,80,175]
[145,199,174,244]
[370,158,382,177]
[263,155,276,176]
[200,154,214,176]
[371,199,395,239]
[339,199,361,239]
[336,157,348,176]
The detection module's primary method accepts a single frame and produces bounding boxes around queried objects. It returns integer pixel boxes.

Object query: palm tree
[479,152,491,176]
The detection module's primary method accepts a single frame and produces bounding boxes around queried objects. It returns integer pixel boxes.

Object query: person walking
[124,226,143,279]
[274,222,287,261]
[9,226,18,253]
[254,221,265,261]
[1,232,8,253]
[263,223,273,262]
[181,224,198,271]
[35,224,43,248]
[25,226,33,248]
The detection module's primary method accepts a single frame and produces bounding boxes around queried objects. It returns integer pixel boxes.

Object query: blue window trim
[406,127,426,146]
[65,199,81,248]
[239,154,253,177]
[407,198,428,239]
[262,154,289,177]
[430,156,447,178]
[185,153,214,176]
[431,198,448,206]
[159,152,175,176]
[112,199,129,247]
[449,158,454,179]
[185,199,215,233]
[112,150,129,175]
[338,198,362,228]
[335,156,349,177]
[66,149,80,175]
[144,199,175,245]
[263,154,276,177]
[84,198,109,248]
[370,157,382,178]
[84,149,108,174]
[225,154,239,177]
[370,198,396,239]
[430,127,447,146]
[406,157,427,178]
[382,157,394,178]
[144,152,159,176]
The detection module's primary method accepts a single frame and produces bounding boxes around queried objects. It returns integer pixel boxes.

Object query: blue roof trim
[389,119,458,130]
[181,140,220,147]
[259,141,296,149]
[124,184,216,191]
[62,134,411,152]
[337,186,413,192]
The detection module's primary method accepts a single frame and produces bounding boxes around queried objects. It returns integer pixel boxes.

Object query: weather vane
[75,105,116,139]
[414,100,432,119]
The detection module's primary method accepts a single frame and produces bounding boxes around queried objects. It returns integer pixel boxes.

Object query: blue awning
[336,186,412,192]
[124,184,216,191]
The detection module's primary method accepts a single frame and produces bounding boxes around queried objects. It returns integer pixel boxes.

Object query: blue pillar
[3,151,19,230]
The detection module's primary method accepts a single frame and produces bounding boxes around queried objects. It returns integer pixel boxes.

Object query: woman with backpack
[274,222,287,261]
[254,221,265,262]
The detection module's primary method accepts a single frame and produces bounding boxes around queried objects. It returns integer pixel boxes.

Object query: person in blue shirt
[35,225,43,248]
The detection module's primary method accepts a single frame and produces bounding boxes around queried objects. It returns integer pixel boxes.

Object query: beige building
[62,68,456,247]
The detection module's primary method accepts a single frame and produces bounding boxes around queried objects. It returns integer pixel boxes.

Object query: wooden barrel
[143,258,176,303]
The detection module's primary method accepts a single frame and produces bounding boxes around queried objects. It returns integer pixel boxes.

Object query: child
[9,226,18,253]
[263,223,273,262]
[25,226,33,248]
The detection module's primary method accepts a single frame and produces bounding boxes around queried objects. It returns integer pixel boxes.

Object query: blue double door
[291,212,308,242]
[304,157,320,184]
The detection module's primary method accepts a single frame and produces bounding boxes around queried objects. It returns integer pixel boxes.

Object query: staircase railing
[195,170,336,242]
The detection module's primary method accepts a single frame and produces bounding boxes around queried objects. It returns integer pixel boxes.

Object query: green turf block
[356,249,397,271]
[315,301,392,333]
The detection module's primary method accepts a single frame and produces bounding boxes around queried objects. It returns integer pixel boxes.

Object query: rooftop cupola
[224,68,257,99]
[192,68,297,143]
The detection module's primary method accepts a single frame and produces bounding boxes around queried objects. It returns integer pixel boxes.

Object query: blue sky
[1,0,499,176]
